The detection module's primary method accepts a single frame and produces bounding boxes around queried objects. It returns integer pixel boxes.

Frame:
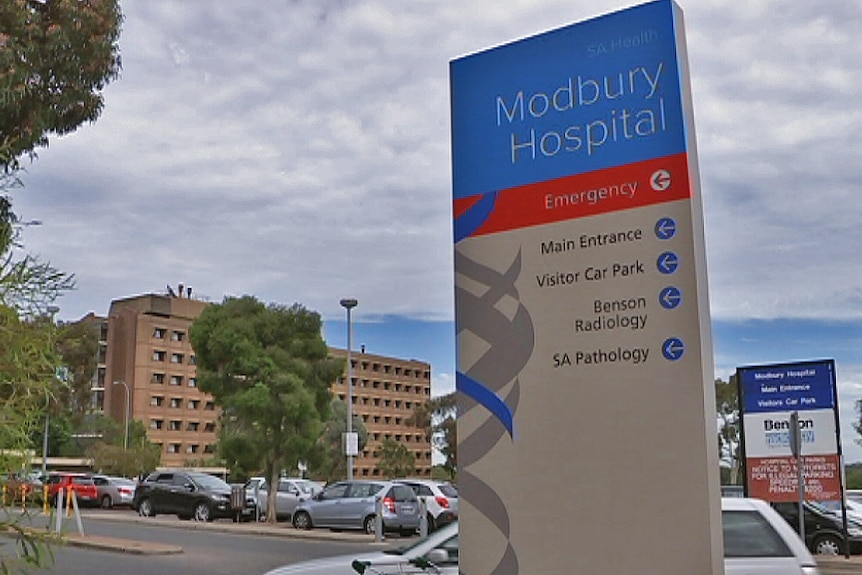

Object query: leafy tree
[0,194,75,316]
[409,393,457,479]
[55,319,99,423]
[189,296,343,524]
[377,437,415,478]
[0,0,123,170]
[308,399,368,483]
[0,304,59,573]
[716,376,741,484]
[86,419,160,478]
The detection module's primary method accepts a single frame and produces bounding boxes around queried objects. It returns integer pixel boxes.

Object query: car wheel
[813,534,843,555]
[138,498,155,517]
[293,511,312,530]
[100,495,113,509]
[363,515,377,535]
[194,502,212,522]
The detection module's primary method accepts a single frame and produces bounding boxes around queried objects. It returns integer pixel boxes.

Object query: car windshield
[191,474,230,491]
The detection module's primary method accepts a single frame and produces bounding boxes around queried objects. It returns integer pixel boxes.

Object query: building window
[204,422,216,433]
[189,355,196,366]
[170,398,182,408]
[186,445,199,454]
[187,422,199,432]
[167,443,180,454]
[153,328,166,339]
[169,420,181,431]
[152,373,165,384]
[189,377,197,388]
[204,401,215,411]
[171,353,184,364]
[188,399,199,410]
[150,396,164,407]
[150,419,163,430]
[170,375,183,386]
[153,350,166,362]
[203,444,214,454]
[172,330,185,342]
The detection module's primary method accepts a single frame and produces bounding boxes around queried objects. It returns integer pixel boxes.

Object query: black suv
[772,501,862,555]
[133,470,250,522]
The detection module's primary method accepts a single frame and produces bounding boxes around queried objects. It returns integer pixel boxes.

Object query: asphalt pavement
[23,510,862,574]
[61,510,384,555]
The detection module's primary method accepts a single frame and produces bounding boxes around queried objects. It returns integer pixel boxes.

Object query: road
[34,510,394,575]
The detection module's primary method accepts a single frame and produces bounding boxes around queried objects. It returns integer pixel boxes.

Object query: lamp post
[340,298,358,481]
[113,380,130,450]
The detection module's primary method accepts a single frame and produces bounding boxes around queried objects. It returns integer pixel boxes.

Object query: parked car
[133,470,252,522]
[724,497,820,574]
[248,477,314,521]
[45,472,99,508]
[292,480,421,535]
[1,472,44,505]
[91,474,136,509]
[772,500,862,555]
[269,498,817,575]
[265,519,459,575]
[396,479,458,531]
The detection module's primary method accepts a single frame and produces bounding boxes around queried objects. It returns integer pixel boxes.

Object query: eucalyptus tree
[190,296,343,524]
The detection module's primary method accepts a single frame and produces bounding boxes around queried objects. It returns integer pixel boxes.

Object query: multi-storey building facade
[101,293,214,466]
[93,291,433,475]
[329,348,433,477]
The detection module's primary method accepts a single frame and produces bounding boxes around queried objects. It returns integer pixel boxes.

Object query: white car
[265,498,818,575]
[263,520,458,575]
[396,479,459,531]
[723,497,820,575]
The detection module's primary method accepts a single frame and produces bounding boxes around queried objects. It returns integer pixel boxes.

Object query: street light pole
[113,380,130,450]
[340,298,358,481]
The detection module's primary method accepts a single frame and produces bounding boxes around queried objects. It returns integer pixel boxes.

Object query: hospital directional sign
[738,360,836,413]
[737,360,842,503]
[451,1,722,573]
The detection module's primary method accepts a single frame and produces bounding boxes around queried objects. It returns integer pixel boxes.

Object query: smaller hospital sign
[737,360,842,503]
[738,362,835,413]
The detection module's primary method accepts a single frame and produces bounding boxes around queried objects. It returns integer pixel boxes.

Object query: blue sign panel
[450,0,686,200]
[738,360,836,413]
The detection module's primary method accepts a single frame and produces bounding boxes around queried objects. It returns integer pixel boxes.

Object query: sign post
[451,2,722,573]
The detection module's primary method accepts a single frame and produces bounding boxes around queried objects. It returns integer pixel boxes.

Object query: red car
[45,472,99,508]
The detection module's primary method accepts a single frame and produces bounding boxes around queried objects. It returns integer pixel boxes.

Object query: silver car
[91,475,136,509]
[255,478,314,521]
[292,480,420,535]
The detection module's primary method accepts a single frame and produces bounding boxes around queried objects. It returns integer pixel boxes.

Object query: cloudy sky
[10,1,862,460]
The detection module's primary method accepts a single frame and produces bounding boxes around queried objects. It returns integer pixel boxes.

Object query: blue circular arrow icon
[659,286,682,309]
[654,217,677,240]
[662,337,685,361]
[656,252,679,274]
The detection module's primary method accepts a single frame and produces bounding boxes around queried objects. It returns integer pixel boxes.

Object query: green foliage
[85,419,160,477]
[0,0,123,170]
[846,463,862,490]
[189,296,343,523]
[409,393,457,479]
[307,399,368,483]
[0,194,75,316]
[55,320,98,423]
[377,437,415,479]
[716,376,741,484]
